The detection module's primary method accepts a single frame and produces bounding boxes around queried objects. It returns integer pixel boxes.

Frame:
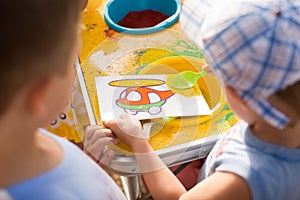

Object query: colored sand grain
[118,9,169,28]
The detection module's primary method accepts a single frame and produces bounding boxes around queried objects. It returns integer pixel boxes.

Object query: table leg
[120,175,141,200]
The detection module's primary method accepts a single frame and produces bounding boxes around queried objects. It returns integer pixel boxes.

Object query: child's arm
[104,114,186,200]
[180,172,252,200]
[105,114,252,200]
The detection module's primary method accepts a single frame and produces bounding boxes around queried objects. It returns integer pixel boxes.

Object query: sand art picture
[96,75,212,121]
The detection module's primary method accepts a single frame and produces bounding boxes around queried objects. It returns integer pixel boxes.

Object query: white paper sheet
[95,75,212,121]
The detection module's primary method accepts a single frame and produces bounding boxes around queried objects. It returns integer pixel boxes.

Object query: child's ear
[26,77,52,118]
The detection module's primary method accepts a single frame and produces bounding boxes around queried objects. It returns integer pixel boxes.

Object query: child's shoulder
[37,128,100,173]
[203,121,300,199]
[5,129,125,199]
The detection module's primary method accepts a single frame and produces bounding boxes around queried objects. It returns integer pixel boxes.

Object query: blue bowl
[103,0,181,35]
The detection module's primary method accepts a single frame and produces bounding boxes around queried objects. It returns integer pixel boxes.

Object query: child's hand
[84,125,118,167]
[105,114,147,148]
[202,64,214,76]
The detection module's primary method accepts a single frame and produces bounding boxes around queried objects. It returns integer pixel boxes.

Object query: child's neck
[0,117,62,187]
[251,120,300,149]
[0,114,37,154]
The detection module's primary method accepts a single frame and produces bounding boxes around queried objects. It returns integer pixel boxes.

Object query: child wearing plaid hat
[88,0,300,199]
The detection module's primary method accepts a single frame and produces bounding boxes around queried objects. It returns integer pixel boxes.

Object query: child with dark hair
[0,0,125,199]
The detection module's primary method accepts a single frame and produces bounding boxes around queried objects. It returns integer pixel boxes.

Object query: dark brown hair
[0,0,81,115]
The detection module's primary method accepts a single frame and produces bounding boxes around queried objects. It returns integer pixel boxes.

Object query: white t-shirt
[200,121,300,200]
[4,129,126,200]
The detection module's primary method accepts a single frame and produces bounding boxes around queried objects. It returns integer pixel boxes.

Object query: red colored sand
[118,9,169,28]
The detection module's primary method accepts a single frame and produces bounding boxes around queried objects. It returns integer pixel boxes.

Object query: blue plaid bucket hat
[180,0,300,129]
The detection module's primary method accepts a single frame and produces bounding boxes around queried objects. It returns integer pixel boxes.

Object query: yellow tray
[74,31,238,174]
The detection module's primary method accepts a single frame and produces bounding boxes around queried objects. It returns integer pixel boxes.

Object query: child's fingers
[98,150,115,167]
[104,120,121,134]
[202,63,210,70]
[106,114,143,136]
[85,125,102,140]
[88,129,114,145]
[105,120,130,138]
[202,64,214,76]
[85,125,115,145]
[84,137,118,161]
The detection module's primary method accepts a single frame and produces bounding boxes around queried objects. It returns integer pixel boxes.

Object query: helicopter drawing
[116,86,174,115]
[109,78,174,115]
[96,74,212,121]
